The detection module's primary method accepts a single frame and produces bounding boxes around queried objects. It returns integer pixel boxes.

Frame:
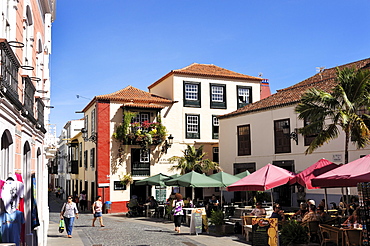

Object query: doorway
[272,160,294,207]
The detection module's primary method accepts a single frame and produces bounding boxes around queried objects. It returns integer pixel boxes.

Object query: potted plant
[280,220,309,246]
[210,210,234,234]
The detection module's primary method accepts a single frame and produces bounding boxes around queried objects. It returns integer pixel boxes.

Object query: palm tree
[168,144,221,174]
[295,67,370,164]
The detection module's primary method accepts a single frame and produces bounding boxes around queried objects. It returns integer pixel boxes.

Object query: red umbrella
[311,154,370,188]
[226,163,296,191]
[290,159,340,189]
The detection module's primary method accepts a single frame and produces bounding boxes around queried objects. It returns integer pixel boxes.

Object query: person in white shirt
[250,202,267,217]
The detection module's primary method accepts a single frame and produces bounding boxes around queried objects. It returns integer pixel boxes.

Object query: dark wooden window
[84,150,88,169]
[237,86,252,109]
[79,143,82,167]
[90,148,95,168]
[233,162,256,175]
[213,147,219,163]
[184,81,201,107]
[131,148,150,176]
[274,119,291,153]
[212,115,219,139]
[186,114,200,139]
[237,125,251,156]
[23,76,35,118]
[303,119,317,146]
[210,84,226,109]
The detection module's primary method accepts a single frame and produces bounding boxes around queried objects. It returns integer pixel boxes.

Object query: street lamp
[161,134,174,153]
[282,122,298,145]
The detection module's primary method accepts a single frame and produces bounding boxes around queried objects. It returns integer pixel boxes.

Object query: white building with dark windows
[69,63,270,213]
[219,58,370,207]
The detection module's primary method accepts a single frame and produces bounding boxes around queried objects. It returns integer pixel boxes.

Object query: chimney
[260,79,271,99]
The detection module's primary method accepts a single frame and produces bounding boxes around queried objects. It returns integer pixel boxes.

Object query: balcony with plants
[113,112,167,150]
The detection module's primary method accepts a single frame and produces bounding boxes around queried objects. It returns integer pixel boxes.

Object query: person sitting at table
[319,199,327,209]
[148,196,158,209]
[270,205,286,222]
[184,197,193,208]
[209,195,219,206]
[293,202,308,219]
[339,197,348,216]
[250,202,266,217]
[307,199,316,206]
[317,206,330,222]
[348,197,359,215]
[207,195,219,216]
[302,205,322,224]
[343,207,360,227]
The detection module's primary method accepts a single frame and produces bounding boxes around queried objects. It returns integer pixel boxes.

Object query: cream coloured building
[219,58,370,207]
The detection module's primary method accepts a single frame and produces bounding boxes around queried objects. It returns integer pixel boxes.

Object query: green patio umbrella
[165,171,222,199]
[235,170,251,179]
[170,174,181,179]
[209,172,241,187]
[135,173,172,186]
[209,171,241,206]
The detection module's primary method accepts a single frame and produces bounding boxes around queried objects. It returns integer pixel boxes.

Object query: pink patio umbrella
[289,159,341,211]
[289,159,340,190]
[312,154,370,188]
[226,164,296,204]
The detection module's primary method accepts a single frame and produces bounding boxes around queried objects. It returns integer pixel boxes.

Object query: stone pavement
[47,194,251,246]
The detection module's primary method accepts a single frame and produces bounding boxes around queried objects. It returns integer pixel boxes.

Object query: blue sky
[50,0,370,134]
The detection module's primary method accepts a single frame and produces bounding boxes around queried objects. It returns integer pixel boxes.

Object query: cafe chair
[319,224,340,246]
[307,221,321,243]
[343,229,362,246]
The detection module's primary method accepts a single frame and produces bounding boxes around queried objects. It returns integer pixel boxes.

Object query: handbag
[59,219,65,233]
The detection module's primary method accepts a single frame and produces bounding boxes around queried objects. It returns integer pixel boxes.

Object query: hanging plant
[113,111,137,144]
[120,173,133,186]
[113,111,167,146]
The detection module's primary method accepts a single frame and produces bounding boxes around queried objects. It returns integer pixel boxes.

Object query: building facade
[0,0,56,245]
[68,63,269,213]
[219,58,370,207]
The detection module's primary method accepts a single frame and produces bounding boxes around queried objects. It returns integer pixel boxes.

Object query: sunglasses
[68,197,72,199]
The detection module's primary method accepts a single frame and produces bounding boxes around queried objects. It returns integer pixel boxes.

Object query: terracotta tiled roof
[148,63,263,89]
[95,85,173,104]
[219,58,370,119]
[82,86,173,112]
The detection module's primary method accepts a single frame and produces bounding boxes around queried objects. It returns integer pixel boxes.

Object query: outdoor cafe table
[320,224,362,246]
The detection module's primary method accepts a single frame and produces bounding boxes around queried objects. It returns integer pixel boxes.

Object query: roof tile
[148,63,263,89]
[96,85,173,104]
[220,58,370,119]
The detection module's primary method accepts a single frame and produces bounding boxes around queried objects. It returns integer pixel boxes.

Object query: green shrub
[280,220,309,246]
[210,210,224,226]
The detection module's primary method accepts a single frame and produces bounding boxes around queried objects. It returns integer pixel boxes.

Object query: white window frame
[185,84,198,100]
[211,86,224,102]
[238,87,250,104]
[187,115,199,133]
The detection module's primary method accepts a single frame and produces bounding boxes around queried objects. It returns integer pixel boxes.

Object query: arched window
[1,130,13,180]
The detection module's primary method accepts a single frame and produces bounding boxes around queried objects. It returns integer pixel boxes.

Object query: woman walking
[92,196,105,227]
[60,196,79,238]
[172,193,184,233]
